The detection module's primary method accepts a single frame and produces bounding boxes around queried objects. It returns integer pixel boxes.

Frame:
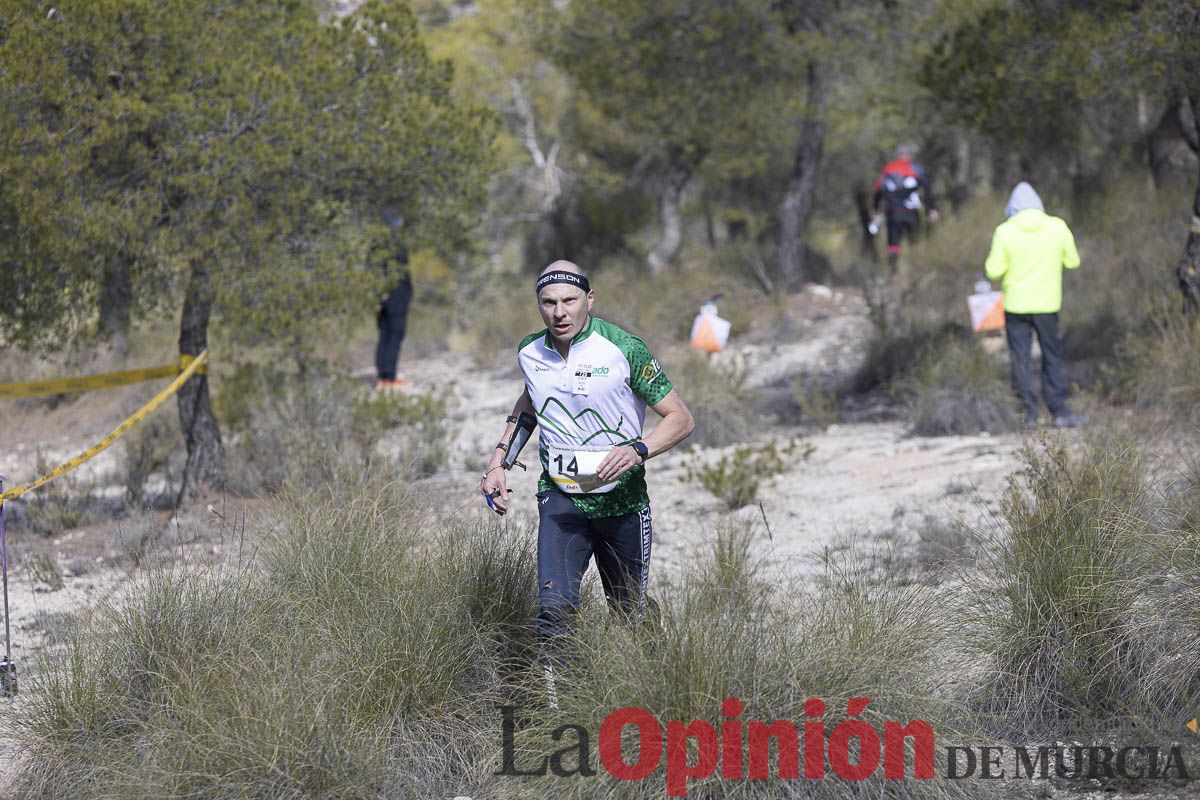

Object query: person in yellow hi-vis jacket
[985,181,1085,429]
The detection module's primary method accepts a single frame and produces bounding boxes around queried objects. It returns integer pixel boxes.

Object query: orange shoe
[388,377,407,389]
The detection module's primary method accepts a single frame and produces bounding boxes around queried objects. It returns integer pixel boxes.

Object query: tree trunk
[1176,94,1200,314]
[1177,166,1200,313]
[950,132,972,209]
[778,58,828,290]
[98,255,132,356]
[852,183,877,263]
[176,260,225,505]
[646,152,691,273]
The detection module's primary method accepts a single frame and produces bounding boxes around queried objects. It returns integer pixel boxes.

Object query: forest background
[2,0,1199,499]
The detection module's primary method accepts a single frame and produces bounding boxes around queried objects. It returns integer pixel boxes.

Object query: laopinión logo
[497,698,1194,798]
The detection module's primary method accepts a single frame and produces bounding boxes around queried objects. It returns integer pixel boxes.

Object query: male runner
[481,260,694,646]
[871,143,939,274]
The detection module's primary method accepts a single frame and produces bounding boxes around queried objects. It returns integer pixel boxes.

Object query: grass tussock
[852,321,1014,434]
[215,364,452,493]
[16,477,540,799]
[536,524,979,800]
[1107,304,1200,427]
[15,481,990,800]
[673,352,759,448]
[965,433,1177,737]
[15,432,1200,796]
[905,337,1016,436]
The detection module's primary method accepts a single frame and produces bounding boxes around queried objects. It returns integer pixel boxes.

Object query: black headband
[535,271,590,294]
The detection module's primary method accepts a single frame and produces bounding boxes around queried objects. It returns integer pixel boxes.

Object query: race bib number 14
[548,446,616,494]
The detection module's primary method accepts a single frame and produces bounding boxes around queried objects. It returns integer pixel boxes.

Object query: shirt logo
[641,359,662,383]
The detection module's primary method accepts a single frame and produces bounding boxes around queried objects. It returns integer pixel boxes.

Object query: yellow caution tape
[0,350,209,503]
[0,355,205,400]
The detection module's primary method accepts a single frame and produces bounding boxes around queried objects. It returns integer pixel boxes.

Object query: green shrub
[851,321,967,397]
[14,478,990,800]
[794,377,838,430]
[464,281,545,366]
[533,519,978,800]
[686,439,811,510]
[19,452,102,537]
[26,550,64,592]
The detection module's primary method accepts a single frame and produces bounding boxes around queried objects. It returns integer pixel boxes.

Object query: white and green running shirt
[518,316,673,518]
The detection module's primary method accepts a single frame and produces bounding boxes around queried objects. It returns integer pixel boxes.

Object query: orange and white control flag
[690,304,731,353]
[968,290,1005,332]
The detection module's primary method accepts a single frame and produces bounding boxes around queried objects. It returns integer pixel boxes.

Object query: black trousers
[885,210,919,272]
[1004,311,1069,419]
[374,275,413,381]
[536,489,652,642]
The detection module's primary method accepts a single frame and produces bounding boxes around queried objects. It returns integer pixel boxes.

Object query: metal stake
[1,478,16,696]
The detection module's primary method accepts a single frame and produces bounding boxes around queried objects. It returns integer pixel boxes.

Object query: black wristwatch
[631,440,649,464]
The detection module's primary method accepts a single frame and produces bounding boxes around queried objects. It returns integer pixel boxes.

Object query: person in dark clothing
[374,214,413,390]
[871,143,939,274]
[375,272,412,389]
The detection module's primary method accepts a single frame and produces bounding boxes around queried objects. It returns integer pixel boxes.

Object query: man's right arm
[984,227,1008,281]
[481,388,535,516]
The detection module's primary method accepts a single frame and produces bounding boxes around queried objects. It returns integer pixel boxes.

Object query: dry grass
[10,477,992,800]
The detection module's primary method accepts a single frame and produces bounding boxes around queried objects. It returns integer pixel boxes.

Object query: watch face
[633,442,649,459]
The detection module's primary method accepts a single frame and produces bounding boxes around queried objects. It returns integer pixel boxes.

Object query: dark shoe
[1052,412,1086,428]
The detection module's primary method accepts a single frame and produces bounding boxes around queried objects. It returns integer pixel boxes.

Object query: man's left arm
[642,389,695,458]
[595,389,694,483]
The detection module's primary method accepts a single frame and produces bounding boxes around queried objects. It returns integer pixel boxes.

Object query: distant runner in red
[871,143,939,275]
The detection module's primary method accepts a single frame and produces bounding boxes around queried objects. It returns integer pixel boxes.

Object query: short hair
[540,260,588,280]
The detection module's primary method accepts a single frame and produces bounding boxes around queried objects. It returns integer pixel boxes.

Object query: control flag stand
[0,478,15,696]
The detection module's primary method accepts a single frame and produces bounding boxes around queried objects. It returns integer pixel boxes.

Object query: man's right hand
[481,466,509,515]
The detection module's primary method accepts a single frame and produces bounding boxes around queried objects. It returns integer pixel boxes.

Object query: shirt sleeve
[625,337,673,405]
[984,227,1008,281]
